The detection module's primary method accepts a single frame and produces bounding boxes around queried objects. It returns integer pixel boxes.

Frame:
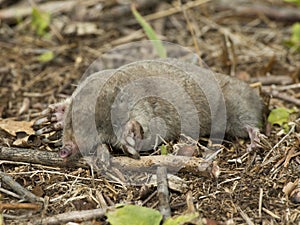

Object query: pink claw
[34,100,69,135]
[35,121,64,135]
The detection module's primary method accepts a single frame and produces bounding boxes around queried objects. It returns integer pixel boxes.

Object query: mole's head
[59,102,83,160]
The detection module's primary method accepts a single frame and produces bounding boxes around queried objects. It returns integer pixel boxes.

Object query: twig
[0,203,41,211]
[156,166,171,220]
[0,0,77,22]
[7,170,102,182]
[96,191,108,208]
[217,176,241,187]
[0,171,43,203]
[37,207,109,225]
[0,187,21,199]
[198,191,221,200]
[218,3,300,22]
[268,89,300,106]
[274,83,300,91]
[90,0,161,21]
[111,30,144,46]
[185,191,195,213]
[262,122,296,164]
[252,76,293,85]
[180,0,202,63]
[284,147,296,168]
[237,206,255,225]
[258,188,263,218]
[224,34,237,76]
[262,207,281,219]
[261,55,275,75]
[0,146,69,168]
[143,0,211,22]
[142,190,158,206]
[0,146,213,176]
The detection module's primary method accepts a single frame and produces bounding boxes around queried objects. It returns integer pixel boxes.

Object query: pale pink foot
[120,120,144,159]
[246,125,262,151]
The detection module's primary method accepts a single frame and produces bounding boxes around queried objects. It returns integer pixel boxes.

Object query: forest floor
[0,0,299,224]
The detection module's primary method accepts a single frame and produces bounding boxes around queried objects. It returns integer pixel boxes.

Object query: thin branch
[0,146,214,176]
[0,171,43,203]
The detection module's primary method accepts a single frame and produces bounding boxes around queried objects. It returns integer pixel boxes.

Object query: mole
[34,58,263,160]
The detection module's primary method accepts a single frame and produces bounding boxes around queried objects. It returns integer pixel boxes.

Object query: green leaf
[131,4,166,58]
[31,7,50,36]
[107,205,162,225]
[267,107,294,126]
[37,51,54,62]
[163,213,199,225]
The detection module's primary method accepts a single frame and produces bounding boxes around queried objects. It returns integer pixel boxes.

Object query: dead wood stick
[86,0,209,23]
[217,3,300,22]
[157,167,171,220]
[250,76,293,85]
[237,206,255,225]
[0,0,162,23]
[274,83,300,91]
[89,0,161,21]
[110,155,212,176]
[0,203,41,211]
[0,146,213,176]
[0,171,43,203]
[36,207,109,225]
[262,88,300,106]
[0,146,69,167]
[0,1,77,22]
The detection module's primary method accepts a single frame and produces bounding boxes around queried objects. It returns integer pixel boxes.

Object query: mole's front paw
[33,100,69,135]
[120,120,144,159]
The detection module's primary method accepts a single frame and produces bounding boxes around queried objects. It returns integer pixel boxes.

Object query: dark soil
[0,0,299,224]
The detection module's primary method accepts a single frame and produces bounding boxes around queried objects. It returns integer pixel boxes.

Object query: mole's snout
[59,144,74,158]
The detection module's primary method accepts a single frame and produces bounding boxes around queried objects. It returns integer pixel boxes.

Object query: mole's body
[35,58,263,159]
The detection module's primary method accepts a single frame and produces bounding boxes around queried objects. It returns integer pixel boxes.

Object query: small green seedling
[131,4,166,58]
[31,7,50,36]
[284,0,300,50]
[160,144,168,155]
[37,51,54,62]
[291,22,300,45]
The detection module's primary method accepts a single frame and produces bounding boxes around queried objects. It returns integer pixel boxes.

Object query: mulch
[0,0,299,224]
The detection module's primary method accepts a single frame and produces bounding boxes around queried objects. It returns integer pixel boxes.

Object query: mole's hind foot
[246,125,266,151]
[120,120,144,159]
[33,100,70,135]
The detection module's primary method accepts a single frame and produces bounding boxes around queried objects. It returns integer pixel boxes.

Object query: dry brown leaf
[13,136,30,147]
[0,119,34,136]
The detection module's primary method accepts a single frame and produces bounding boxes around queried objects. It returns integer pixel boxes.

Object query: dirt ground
[0,0,299,224]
